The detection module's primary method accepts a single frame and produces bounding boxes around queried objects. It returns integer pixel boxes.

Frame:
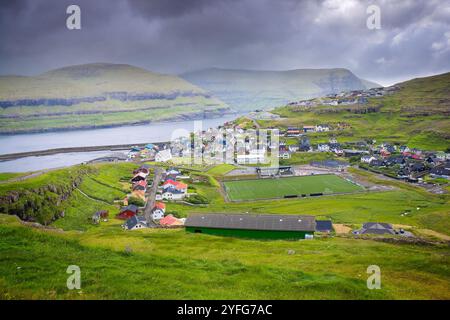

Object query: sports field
[223,174,364,201]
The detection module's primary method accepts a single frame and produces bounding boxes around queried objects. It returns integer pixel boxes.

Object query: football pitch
[223,174,364,201]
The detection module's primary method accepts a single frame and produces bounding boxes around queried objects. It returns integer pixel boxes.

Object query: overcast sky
[0,0,449,86]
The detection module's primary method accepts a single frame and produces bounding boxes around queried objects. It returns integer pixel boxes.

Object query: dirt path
[75,188,111,205]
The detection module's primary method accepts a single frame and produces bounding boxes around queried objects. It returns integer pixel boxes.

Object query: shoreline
[0,109,238,136]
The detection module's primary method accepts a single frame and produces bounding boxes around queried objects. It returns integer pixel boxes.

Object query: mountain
[267,71,450,151]
[181,67,381,110]
[0,63,231,133]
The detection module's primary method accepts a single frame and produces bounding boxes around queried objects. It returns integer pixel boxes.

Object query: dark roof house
[359,222,395,235]
[185,213,316,240]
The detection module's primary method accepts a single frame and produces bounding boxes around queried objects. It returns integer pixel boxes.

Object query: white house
[123,216,148,230]
[315,124,330,132]
[155,149,172,162]
[162,188,186,200]
[288,145,299,152]
[361,155,377,163]
[317,144,330,152]
[151,208,164,220]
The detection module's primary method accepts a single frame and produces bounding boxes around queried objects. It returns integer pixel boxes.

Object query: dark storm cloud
[0,0,449,85]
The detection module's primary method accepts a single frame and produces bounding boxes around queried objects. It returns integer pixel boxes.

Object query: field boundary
[221,174,368,202]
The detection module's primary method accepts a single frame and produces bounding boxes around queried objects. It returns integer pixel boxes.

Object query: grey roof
[360,228,395,235]
[185,213,316,232]
[120,205,138,213]
[315,220,333,232]
[363,222,393,230]
[124,216,147,229]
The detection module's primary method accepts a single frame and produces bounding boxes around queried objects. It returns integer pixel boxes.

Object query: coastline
[0,108,237,135]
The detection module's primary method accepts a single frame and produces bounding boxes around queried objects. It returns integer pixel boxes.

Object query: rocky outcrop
[0,91,211,108]
[0,166,93,225]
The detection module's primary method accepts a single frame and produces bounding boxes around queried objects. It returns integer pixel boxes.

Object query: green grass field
[224,175,364,201]
[0,162,449,299]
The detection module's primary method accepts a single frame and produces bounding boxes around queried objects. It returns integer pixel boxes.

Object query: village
[84,115,449,241]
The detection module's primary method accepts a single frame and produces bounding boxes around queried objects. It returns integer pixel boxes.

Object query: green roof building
[185,213,316,240]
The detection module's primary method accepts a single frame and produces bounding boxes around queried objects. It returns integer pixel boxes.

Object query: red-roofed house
[159,214,184,227]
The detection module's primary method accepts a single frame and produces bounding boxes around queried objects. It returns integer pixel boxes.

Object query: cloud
[0,0,448,85]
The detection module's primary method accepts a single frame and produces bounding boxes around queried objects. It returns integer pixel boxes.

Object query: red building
[116,205,139,220]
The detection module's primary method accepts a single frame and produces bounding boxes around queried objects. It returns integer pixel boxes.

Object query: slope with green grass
[0,63,231,133]
[0,162,449,299]
[261,72,450,150]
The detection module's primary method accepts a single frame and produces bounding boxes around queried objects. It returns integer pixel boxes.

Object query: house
[185,213,316,240]
[430,167,450,179]
[315,220,333,233]
[288,145,299,152]
[356,222,395,235]
[163,180,187,193]
[315,124,330,132]
[151,208,165,220]
[132,180,147,191]
[285,127,301,137]
[370,159,385,167]
[155,149,172,162]
[317,144,330,152]
[380,149,391,157]
[133,165,150,176]
[303,125,315,133]
[123,216,148,230]
[151,202,166,220]
[116,205,139,220]
[154,201,166,212]
[162,187,186,200]
[166,168,181,176]
[131,172,147,182]
[361,155,377,163]
[160,214,184,227]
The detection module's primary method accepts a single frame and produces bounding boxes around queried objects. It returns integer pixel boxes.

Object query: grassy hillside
[0,162,449,299]
[181,67,380,110]
[261,72,450,150]
[0,63,231,133]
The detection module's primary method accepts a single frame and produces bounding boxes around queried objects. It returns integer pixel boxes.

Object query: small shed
[185,213,316,240]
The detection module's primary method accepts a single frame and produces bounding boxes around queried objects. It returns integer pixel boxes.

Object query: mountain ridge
[181,67,381,110]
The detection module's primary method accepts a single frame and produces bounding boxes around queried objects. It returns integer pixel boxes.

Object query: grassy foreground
[0,162,449,299]
[0,214,449,299]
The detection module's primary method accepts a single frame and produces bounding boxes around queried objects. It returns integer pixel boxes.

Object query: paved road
[143,166,164,222]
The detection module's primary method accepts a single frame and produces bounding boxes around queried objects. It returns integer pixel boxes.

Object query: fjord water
[0,114,239,172]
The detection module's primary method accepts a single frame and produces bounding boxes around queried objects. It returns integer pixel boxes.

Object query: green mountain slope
[263,71,450,151]
[181,67,380,110]
[0,63,231,133]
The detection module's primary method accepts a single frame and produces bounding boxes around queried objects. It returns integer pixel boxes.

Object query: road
[0,142,167,162]
[143,166,164,222]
